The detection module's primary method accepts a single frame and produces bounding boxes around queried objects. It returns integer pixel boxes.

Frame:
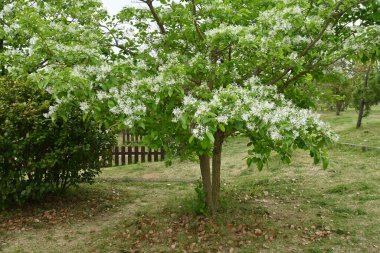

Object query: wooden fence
[101,131,165,167]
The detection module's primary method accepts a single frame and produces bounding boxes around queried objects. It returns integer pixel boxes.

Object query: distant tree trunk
[335,102,342,116]
[356,67,371,129]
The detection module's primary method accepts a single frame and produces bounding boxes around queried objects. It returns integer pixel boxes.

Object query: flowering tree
[95,0,380,211]
[2,0,380,211]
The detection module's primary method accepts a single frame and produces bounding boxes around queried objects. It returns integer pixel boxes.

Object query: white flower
[191,125,209,140]
[269,128,282,141]
[96,91,110,100]
[194,103,209,118]
[216,115,228,124]
[289,52,298,60]
[79,102,90,112]
[183,95,197,106]
[45,86,53,94]
[172,107,183,122]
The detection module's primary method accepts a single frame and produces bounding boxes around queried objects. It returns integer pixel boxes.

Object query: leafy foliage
[316,62,354,113]
[0,79,115,208]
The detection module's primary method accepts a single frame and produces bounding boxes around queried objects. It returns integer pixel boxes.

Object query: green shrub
[0,78,115,208]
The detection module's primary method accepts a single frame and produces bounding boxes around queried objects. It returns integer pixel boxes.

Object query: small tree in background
[353,64,380,128]
[316,62,354,115]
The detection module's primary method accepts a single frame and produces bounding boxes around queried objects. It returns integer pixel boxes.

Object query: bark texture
[211,130,224,208]
[198,130,225,212]
[199,154,214,211]
[356,99,365,128]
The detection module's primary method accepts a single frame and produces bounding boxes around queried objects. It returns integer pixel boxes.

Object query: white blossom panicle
[96,91,111,100]
[79,102,90,112]
[172,108,183,122]
[216,115,229,124]
[191,125,209,140]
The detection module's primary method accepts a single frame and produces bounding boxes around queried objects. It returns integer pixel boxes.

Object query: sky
[101,0,143,15]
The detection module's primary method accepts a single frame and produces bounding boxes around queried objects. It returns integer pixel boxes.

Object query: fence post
[141,146,146,162]
[134,146,139,163]
[160,148,165,161]
[121,146,126,165]
[114,146,119,166]
[128,146,133,164]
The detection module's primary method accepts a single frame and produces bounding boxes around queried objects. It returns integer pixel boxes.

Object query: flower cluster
[107,84,147,128]
[170,78,338,149]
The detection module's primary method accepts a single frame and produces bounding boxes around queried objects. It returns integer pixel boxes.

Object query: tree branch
[27,59,49,74]
[282,56,344,89]
[190,0,205,41]
[266,2,347,86]
[141,0,166,34]
[0,39,5,75]
[99,24,136,56]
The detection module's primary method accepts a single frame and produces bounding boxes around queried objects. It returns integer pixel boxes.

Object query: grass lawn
[1,107,379,253]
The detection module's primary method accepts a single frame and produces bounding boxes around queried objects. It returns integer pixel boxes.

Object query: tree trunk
[335,102,341,116]
[0,39,5,76]
[356,99,365,128]
[211,130,224,208]
[356,67,371,129]
[199,154,214,211]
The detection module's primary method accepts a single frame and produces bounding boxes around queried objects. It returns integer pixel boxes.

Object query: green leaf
[257,161,264,171]
[322,157,329,169]
[139,122,145,129]
[107,100,116,108]
[246,157,253,167]
[219,124,225,132]
[200,140,208,149]
[189,135,195,144]
[206,132,215,143]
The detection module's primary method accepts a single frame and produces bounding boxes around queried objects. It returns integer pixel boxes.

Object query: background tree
[340,0,380,128]
[352,63,380,128]
[315,62,354,115]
